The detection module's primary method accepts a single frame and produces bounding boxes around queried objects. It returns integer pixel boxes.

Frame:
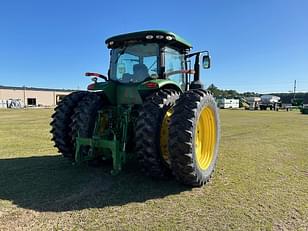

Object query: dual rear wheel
[51,91,106,162]
[136,89,179,178]
[136,88,220,186]
[51,89,220,187]
[50,91,89,160]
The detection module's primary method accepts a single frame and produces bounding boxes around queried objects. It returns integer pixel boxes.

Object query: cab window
[164,47,185,88]
[110,43,159,83]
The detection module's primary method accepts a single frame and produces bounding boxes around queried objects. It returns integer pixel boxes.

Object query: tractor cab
[105,30,192,90]
[104,30,210,91]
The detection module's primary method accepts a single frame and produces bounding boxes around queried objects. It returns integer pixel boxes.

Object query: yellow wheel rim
[195,106,216,170]
[160,107,173,164]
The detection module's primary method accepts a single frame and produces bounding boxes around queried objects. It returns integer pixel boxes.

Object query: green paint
[139,79,183,92]
[74,108,128,175]
[91,81,116,104]
[91,79,181,105]
[116,84,143,105]
[105,30,192,49]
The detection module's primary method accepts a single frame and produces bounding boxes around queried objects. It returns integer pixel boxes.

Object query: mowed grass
[0,108,307,230]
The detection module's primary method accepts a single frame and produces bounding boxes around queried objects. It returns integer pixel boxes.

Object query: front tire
[169,89,220,186]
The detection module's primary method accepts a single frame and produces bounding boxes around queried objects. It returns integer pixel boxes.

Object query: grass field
[0,108,307,230]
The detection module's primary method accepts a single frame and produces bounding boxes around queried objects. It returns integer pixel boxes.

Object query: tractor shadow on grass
[0,155,189,212]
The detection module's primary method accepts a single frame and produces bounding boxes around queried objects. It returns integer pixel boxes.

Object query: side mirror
[202,54,211,69]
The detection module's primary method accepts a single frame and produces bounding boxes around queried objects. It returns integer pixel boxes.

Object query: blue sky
[0,0,307,93]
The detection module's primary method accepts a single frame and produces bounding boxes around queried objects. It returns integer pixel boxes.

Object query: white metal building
[0,85,74,108]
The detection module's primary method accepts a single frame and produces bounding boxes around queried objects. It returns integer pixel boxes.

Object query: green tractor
[50,30,220,186]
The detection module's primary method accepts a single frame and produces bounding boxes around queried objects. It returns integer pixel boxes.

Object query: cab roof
[105,30,192,50]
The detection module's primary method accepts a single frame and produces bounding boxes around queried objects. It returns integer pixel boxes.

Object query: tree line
[206,84,308,104]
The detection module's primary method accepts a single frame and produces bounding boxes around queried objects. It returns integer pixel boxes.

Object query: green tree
[207,84,222,97]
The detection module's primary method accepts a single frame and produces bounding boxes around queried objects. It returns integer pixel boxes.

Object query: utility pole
[293,80,296,100]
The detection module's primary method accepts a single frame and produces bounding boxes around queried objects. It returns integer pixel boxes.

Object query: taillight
[87,83,95,90]
[145,82,158,88]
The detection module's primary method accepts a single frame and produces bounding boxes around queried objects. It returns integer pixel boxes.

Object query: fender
[138,79,183,93]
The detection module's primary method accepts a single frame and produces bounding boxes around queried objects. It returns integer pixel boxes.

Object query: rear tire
[71,92,106,161]
[50,91,88,159]
[136,89,179,178]
[169,89,220,186]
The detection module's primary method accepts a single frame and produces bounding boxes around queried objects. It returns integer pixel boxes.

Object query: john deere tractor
[51,30,220,186]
